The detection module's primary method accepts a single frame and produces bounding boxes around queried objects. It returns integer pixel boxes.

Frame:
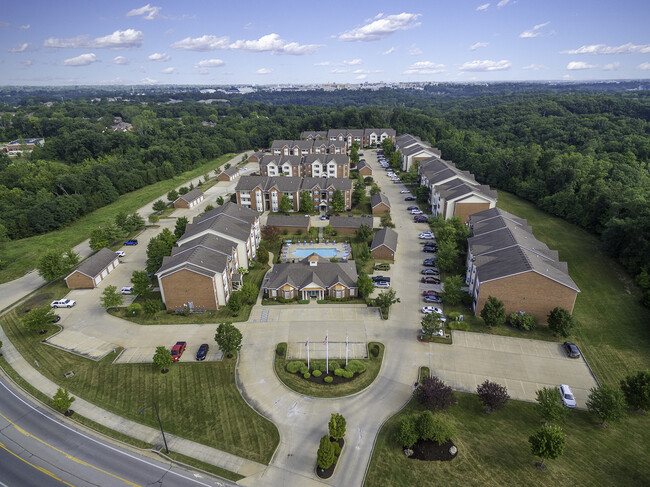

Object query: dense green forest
[1,87,649,302]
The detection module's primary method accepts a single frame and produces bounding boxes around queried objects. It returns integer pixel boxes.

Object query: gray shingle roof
[266,214,310,228]
[194,201,258,226]
[469,208,528,231]
[177,188,204,203]
[330,215,373,229]
[258,154,282,167]
[370,227,398,252]
[69,247,119,278]
[402,144,436,157]
[356,160,371,172]
[468,223,558,261]
[157,245,229,277]
[171,234,237,261]
[326,154,349,165]
[471,214,533,237]
[328,140,346,148]
[370,192,391,209]
[271,140,292,150]
[263,257,358,291]
[220,166,240,177]
[436,179,497,201]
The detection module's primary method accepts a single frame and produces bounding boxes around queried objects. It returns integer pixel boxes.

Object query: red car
[170,341,187,362]
[421,276,441,284]
[422,290,441,297]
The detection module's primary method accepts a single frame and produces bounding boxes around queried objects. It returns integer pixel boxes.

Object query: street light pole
[138,401,169,454]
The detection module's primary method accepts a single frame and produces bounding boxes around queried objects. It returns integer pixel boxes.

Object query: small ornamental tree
[356,273,374,299]
[256,245,269,265]
[374,288,400,317]
[279,194,293,213]
[417,376,456,412]
[144,299,161,317]
[421,312,444,337]
[262,225,281,247]
[586,384,627,427]
[477,380,510,414]
[52,388,75,414]
[216,196,225,206]
[535,387,569,424]
[328,413,347,440]
[226,292,243,316]
[89,228,110,251]
[22,305,56,334]
[355,224,373,243]
[396,415,419,449]
[300,191,314,213]
[166,189,178,202]
[529,424,567,470]
[100,285,123,311]
[152,199,167,212]
[178,186,189,195]
[174,216,189,240]
[416,410,436,441]
[547,307,576,337]
[131,270,152,297]
[429,414,457,446]
[509,312,538,331]
[480,296,506,328]
[332,189,345,212]
[441,275,464,306]
[152,346,173,373]
[357,243,370,263]
[240,282,258,305]
[317,434,336,470]
[620,370,650,412]
[215,322,243,356]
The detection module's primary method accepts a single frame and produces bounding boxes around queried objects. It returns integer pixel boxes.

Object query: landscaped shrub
[448,312,461,322]
[346,360,366,374]
[312,370,322,377]
[449,321,469,331]
[343,370,354,378]
[126,303,142,316]
[276,343,287,357]
[298,299,309,304]
[334,368,345,376]
[370,344,380,357]
[299,364,309,375]
[286,361,305,374]
[509,312,538,331]
[303,372,311,379]
[311,360,328,372]
[328,361,341,372]
[324,376,333,383]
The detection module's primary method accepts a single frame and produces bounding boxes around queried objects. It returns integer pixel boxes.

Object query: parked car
[374,281,390,288]
[422,290,441,297]
[320,214,327,220]
[423,244,438,251]
[421,306,444,315]
[371,276,391,282]
[196,343,209,361]
[421,269,439,275]
[120,286,134,295]
[411,210,423,215]
[116,250,125,257]
[404,196,416,201]
[419,234,435,240]
[51,299,76,308]
[563,341,581,359]
[558,384,577,408]
[423,296,442,303]
[400,190,411,194]
[51,314,61,323]
[423,261,438,267]
[414,216,428,223]
[422,247,437,253]
[124,239,138,246]
[423,258,437,264]
[407,206,419,211]
[374,264,390,271]
[421,276,441,284]
[170,341,187,362]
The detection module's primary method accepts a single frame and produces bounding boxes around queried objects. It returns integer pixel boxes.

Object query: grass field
[495,191,650,386]
[0,153,234,284]
[274,342,384,398]
[364,391,649,487]
[0,309,279,465]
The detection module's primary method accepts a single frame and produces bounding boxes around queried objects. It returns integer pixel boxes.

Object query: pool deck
[280,241,351,262]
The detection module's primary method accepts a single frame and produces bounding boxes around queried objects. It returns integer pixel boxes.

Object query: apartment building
[258,153,349,178]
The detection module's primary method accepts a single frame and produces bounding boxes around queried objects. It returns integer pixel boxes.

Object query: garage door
[107,263,114,272]
[94,276,102,286]
[101,269,108,279]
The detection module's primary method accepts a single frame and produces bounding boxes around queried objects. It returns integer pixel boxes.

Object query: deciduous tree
[22,305,56,334]
[215,322,243,355]
[420,312,444,337]
[529,424,567,469]
[547,307,576,337]
[166,190,178,202]
[441,275,464,306]
[417,376,457,411]
[332,190,345,212]
[357,273,374,299]
[477,380,510,413]
[174,217,189,240]
[620,370,650,412]
[52,388,75,414]
[480,296,506,328]
[152,200,167,212]
[535,387,569,424]
[100,285,123,311]
[328,413,347,440]
[152,346,173,373]
[131,270,152,297]
[279,194,293,213]
[586,384,627,426]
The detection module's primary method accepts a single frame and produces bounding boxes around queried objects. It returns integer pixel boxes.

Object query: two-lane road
[0,375,233,487]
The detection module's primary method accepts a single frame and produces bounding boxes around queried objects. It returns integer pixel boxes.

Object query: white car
[121,286,134,295]
[421,306,444,315]
[400,190,411,194]
[411,209,423,215]
[419,235,435,240]
[558,384,576,408]
[374,281,390,289]
[51,299,76,308]
[116,250,125,257]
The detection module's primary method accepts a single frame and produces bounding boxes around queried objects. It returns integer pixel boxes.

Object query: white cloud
[314,61,331,66]
[171,33,319,55]
[469,42,488,51]
[63,53,99,67]
[44,29,144,50]
[497,0,510,7]
[20,24,30,30]
[126,4,163,20]
[161,67,175,74]
[195,59,225,68]
[356,74,368,80]
[21,60,33,67]
[338,12,421,42]
[255,68,272,75]
[403,61,446,74]
[331,68,348,74]
[140,77,157,83]
[352,69,369,74]
[112,56,129,65]
[639,62,650,70]
[522,63,547,70]
[476,3,490,11]
[382,47,396,55]
[409,47,422,56]
[343,58,363,65]
[561,43,650,55]
[566,61,598,70]
[148,52,171,62]
[602,62,620,71]
[8,43,29,53]
[459,59,511,71]
[520,21,551,38]
[243,22,253,30]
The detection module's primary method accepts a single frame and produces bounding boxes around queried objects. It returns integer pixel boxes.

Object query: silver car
[558,384,576,408]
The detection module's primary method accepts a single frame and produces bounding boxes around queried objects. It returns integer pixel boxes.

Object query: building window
[271,290,276,297]
[335,290,343,298]
[284,290,292,299]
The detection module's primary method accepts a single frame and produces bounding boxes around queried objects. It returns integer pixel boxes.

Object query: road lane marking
[0,439,76,486]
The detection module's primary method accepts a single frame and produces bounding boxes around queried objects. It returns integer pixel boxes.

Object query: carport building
[370,227,398,262]
[65,248,121,289]
[265,214,311,234]
[329,216,374,235]
[370,193,391,216]
[357,160,372,176]
[174,188,204,209]
[217,166,241,182]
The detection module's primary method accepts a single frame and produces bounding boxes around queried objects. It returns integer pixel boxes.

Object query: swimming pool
[293,248,339,258]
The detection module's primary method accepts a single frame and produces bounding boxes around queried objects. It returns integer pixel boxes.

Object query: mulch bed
[410,439,457,462]
[316,438,344,479]
[20,293,54,313]
[293,371,361,385]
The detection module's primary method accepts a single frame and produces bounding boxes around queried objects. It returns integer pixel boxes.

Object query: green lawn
[274,342,384,398]
[0,309,279,465]
[0,153,234,284]
[495,191,650,386]
[365,391,650,487]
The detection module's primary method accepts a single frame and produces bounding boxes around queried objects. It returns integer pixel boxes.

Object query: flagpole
[326,331,329,373]
[345,334,349,366]
[306,338,310,369]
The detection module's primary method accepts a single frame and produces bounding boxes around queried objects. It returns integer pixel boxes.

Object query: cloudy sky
[1,0,649,85]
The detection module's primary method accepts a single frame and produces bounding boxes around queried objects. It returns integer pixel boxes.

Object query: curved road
[0,375,233,487]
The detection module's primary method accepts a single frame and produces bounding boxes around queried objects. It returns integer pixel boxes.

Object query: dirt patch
[20,293,54,313]
[410,439,457,462]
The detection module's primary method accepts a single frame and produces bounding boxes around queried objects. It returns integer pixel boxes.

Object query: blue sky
[1,0,649,85]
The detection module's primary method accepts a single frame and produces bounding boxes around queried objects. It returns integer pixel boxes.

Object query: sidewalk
[0,321,266,477]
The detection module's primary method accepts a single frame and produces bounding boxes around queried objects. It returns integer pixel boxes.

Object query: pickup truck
[51,299,76,308]
[170,341,187,362]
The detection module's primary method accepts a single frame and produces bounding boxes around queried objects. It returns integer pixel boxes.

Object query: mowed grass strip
[0,309,279,464]
[274,342,384,398]
[364,392,650,487]
[496,191,650,386]
[0,153,234,284]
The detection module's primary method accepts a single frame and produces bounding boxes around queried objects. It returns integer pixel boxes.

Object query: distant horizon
[1,1,649,86]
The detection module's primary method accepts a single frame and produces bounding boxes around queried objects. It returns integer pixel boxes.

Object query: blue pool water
[293,248,339,258]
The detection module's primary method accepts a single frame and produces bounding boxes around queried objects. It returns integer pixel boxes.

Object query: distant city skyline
[1,0,649,85]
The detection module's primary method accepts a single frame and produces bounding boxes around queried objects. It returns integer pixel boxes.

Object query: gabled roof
[181,215,251,243]
[156,245,229,278]
[292,140,313,150]
[220,166,240,176]
[471,214,533,238]
[370,227,398,252]
[436,179,497,201]
[326,154,349,165]
[328,140,346,147]
[194,201,258,226]
[330,215,373,229]
[177,188,204,203]
[402,144,437,157]
[267,177,302,192]
[280,155,302,166]
[271,140,292,150]
[468,223,558,261]
[468,208,528,232]
[357,160,371,171]
[258,154,282,167]
[170,234,237,261]
[300,130,327,140]
[303,154,327,164]
[235,175,268,192]
[347,129,364,137]
[370,192,390,209]
[266,214,310,228]
[263,257,358,291]
[67,247,118,279]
